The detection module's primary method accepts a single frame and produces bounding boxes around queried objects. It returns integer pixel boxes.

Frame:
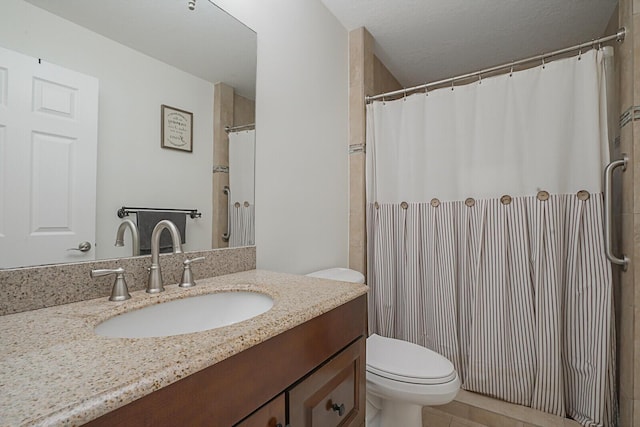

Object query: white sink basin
[94,291,274,338]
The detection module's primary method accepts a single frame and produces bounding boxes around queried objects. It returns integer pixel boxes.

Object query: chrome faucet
[115,219,140,256]
[90,267,131,301]
[147,220,183,293]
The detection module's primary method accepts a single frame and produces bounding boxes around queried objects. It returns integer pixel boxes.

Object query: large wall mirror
[0,0,257,268]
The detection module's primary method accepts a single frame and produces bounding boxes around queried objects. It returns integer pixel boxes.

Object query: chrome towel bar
[604,155,629,271]
[117,206,201,219]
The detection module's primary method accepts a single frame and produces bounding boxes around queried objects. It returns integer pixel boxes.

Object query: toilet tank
[305,268,365,284]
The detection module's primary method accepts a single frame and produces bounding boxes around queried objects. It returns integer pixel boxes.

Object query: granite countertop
[0,269,368,427]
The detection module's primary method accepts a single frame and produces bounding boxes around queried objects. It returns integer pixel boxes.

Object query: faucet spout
[115,219,140,256]
[147,220,183,293]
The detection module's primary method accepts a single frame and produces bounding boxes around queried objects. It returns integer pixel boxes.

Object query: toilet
[306,268,461,427]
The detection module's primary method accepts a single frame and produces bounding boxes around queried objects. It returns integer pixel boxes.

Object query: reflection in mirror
[227,127,255,247]
[0,0,256,268]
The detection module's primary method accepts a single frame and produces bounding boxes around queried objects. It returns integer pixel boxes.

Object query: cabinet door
[235,394,286,427]
[288,338,365,427]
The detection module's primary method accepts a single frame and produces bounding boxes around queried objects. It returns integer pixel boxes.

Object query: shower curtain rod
[366,27,626,103]
[225,123,255,133]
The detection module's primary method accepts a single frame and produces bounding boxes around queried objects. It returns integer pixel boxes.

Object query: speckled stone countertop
[0,269,368,427]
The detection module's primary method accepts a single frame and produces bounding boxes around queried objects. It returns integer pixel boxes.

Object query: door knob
[68,241,92,252]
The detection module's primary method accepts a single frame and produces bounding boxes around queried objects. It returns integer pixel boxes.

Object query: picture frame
[161,104,193,152]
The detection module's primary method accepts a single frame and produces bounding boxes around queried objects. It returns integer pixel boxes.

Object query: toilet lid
[305,268,365,284]
[366,334,457,385]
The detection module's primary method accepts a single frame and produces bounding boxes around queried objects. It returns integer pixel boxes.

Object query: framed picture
[161,105,193,152]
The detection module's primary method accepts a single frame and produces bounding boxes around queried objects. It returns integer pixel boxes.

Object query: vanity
[0,2,366,425]
[0,270,367,426]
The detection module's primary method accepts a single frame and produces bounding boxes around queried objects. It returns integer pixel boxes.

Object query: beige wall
[348,27,402,276]
[373,55,402,95]
[234,93,256,127]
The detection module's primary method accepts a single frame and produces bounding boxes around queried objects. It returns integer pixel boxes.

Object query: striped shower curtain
[366,49,616,426]
[229,203,255,247]
[228,129,255,247]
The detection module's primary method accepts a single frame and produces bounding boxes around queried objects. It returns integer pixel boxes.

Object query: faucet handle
[183,256,205,266]
[90,267,131,301]
[179,257,205,288]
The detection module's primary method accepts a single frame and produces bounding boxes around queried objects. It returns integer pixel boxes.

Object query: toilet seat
[305,268,365,283]
[366,334,457,385]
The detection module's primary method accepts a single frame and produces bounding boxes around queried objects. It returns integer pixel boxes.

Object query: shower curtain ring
[451,79,455,91]
[478,74,482,84]
[510,63,514,77]
[578,48,582,60]
[403,89,407,101]
[542,57,546,69]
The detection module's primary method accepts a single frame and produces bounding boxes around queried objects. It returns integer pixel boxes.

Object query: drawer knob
[332,402,345,416]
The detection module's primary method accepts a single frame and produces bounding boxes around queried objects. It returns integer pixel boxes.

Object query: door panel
[0,46,98,268]
[30,131,74,232]
[33,77,77,118]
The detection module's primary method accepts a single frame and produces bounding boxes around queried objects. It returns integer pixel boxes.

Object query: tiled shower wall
[348,27,402,276]
[617,0,640,424]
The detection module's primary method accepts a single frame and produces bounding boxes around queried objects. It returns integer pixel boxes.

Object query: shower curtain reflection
[228,129,255,247]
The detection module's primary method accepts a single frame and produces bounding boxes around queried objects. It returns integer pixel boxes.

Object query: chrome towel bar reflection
[225,123,255,133]
[604,155,629,271]
[222,186,231,242]
[117,206,202,219]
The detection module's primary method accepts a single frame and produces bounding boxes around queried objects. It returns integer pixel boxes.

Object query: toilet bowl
[366,334,460,427]
[306,268,461,427]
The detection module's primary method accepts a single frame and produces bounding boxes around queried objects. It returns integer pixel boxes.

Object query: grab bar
[604,155,629,271]
[222,186,231,242]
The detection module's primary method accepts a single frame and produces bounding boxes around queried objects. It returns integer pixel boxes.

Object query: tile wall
[422,391,581,427]
[618,0,640,424]
[348,27,402,276]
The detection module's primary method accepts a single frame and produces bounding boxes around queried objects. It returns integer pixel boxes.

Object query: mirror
[0,0,256,268]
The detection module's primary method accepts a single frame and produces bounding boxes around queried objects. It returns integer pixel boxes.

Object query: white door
[0,46,99,268]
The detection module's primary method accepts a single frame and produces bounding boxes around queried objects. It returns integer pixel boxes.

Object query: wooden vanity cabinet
[237,337,365,427]
[288,337,364,427]
[85,295,366,427]
[235,394,285,427]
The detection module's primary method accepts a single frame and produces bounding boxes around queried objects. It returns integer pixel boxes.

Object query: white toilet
[306,268,461,427]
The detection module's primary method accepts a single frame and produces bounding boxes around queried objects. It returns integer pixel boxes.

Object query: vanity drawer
[235,393,285,427]
[288,337,364,427]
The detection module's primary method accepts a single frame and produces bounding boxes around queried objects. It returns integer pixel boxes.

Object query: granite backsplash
[0,246,256,316]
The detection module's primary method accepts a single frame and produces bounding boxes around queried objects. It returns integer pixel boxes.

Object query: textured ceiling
[24,0,257,98]
[321,0,618,89]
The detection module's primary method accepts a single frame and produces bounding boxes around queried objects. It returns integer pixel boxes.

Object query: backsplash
[0,246,256,316]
